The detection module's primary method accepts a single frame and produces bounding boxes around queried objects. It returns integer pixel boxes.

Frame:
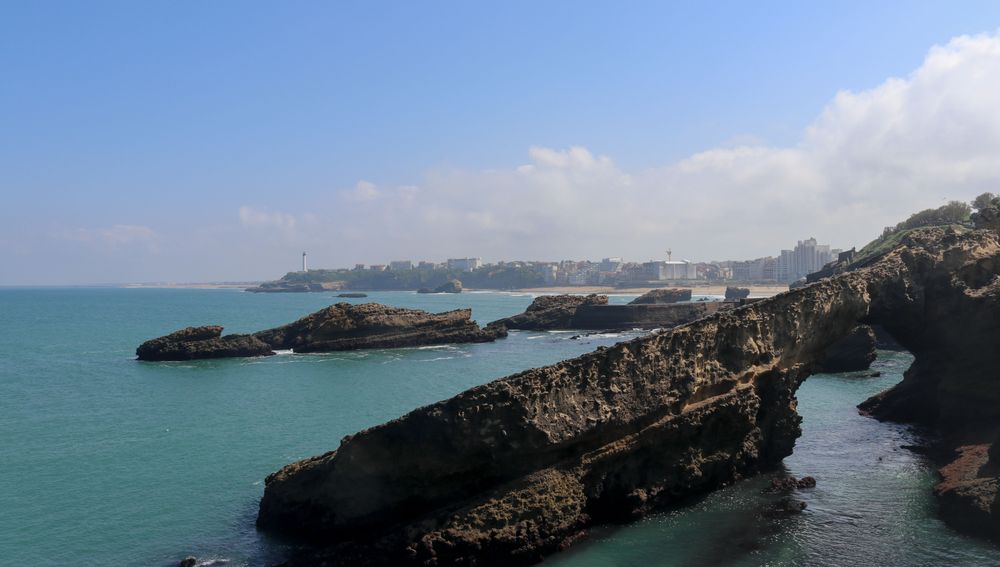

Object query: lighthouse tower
[302,251,308,272]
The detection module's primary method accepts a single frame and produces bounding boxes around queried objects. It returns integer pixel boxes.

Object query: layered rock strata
[137,303,505,361]
[487,294,608,330]
[489,294,720,331]
[254,303,502,353]
[628,288,692,304]
[136,326,273,361]
[258,227,1000,563]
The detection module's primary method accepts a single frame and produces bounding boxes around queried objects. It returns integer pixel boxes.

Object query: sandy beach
[509,284,789,297]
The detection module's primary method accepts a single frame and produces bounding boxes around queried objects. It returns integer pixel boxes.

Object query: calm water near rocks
[1,288,998,566]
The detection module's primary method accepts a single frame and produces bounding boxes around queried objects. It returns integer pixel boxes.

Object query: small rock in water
[769,475,817,491]
[179,557,197,567]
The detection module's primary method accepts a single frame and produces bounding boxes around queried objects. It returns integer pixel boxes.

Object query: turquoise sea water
[1,288,997,566]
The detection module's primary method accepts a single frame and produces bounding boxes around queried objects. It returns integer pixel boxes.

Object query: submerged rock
[136,326,273,361]
[258,227,1000,564]
[337,293,368,298]
[628,288,692,304]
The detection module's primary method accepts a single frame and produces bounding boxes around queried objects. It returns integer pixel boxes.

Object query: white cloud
[238,206,298,231]
[309,31,1000,263]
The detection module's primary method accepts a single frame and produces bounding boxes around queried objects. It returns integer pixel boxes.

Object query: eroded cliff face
[257,227,1000,564]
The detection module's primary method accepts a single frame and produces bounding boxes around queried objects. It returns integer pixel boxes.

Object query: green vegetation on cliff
[272,264,544,291]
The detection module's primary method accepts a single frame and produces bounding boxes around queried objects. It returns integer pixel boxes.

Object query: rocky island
[489,292,725,331]
[417,279,462,294]
[136,303,505,360]
[256,226,1000,565]
[628,288,692,304]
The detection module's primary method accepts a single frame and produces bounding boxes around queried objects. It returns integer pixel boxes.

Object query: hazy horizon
[4,2,1000,285]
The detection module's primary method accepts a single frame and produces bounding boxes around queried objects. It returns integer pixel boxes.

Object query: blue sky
[3,1,1000,284]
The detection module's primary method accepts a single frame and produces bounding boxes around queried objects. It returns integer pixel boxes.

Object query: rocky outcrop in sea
[136,303,505,361]
[417,280,463,294]
[136,326,273,361]
[487,294,607,330]
[490,293,723,331]
[628,288,692,304]
[256,226,1000,565]
[724,286,750,300]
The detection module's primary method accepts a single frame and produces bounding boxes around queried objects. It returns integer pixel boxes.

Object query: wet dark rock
[136,326,273,361]
[178,558,197,567]
[769,476,816,491]
[628,288,692,304]
[724,286,750,300]
[817,325,877,372]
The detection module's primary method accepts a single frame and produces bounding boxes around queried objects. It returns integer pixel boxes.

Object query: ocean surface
[1,288,997,566]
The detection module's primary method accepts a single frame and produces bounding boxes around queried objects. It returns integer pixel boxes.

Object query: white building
[447,257,483,271]
[389,260,413,271]
[776,238,834,282]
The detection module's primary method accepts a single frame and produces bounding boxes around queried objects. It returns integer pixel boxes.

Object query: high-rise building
[776,238,834,282]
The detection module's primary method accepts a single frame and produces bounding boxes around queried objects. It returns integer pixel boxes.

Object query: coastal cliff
[137,303,505,361]
[257,227,1000,564]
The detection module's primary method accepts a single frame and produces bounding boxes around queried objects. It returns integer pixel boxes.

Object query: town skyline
[287,234,840,286]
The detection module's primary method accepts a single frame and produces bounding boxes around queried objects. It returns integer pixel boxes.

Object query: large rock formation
[247,281,344,293]
[418,280,462,294]
[254,303,502,353]
[137,304,505,361]
[724,286,750,300]
[628,288,692,304]
[257,227,1000,564]
[488,294,608,330]
[570,302,725,330]
[816,325,877,373]
[136,326,273,361]
[489,294,721,331]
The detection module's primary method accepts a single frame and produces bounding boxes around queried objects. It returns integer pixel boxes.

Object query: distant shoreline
[116,282,789,296]
[120,282,260,289]
[503,284,789,297]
